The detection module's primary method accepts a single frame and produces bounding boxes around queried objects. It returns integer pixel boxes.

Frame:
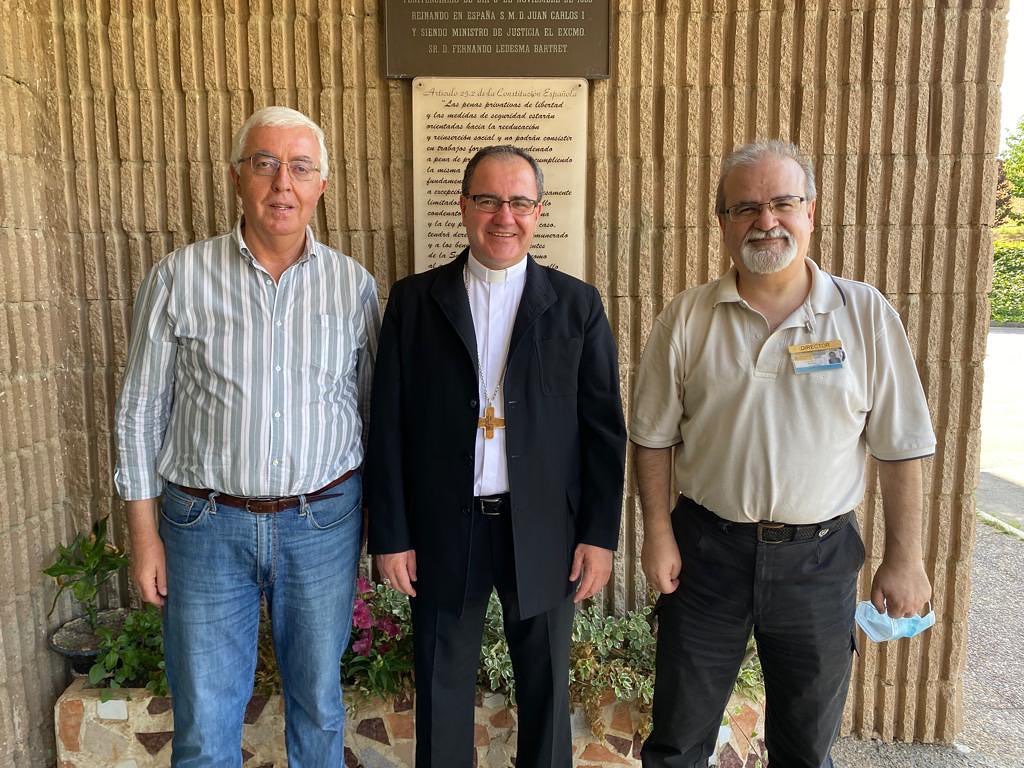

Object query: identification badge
[788,339,845,374]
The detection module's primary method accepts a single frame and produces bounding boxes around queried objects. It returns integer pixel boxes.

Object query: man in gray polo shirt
[631,140,935,768]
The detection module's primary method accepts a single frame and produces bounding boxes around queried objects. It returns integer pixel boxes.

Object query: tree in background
[1004,114,1024,200]
[996,159,1017,226]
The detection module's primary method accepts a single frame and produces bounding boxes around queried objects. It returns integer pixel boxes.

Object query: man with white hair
[115,106,379,766]
[631,140,935,767]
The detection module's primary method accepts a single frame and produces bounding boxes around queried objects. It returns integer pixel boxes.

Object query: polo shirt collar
[713,258,844,310]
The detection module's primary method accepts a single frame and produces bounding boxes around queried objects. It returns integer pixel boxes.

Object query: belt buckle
[478,497,503,517]
[756,521,787,544]
[245,497,279,514]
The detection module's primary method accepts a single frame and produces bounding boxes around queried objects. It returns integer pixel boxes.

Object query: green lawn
[991,241,1024,323]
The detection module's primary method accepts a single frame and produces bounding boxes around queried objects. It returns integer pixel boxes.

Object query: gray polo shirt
[630,258,935,524]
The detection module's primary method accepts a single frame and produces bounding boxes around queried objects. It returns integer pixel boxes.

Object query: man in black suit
[366,145,627,768]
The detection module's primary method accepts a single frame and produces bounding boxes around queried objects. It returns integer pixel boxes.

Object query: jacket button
[470,399,478,408]
[462,506,470,516]
[464,453,473,464]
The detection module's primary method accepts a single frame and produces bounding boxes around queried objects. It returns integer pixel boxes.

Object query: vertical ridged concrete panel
[0,1,79,765]
[0,1,1007,762]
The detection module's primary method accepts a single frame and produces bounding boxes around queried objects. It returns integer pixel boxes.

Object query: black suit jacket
[365,250,626,619]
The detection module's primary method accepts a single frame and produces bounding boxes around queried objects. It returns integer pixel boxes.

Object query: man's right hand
[641,529,682,594]
[375,550,417,597]
[126,498,167,607]
[635,445,680,594]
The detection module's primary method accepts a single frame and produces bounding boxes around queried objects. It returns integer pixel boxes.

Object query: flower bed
[55,677,765,767]
[54,577,768,766]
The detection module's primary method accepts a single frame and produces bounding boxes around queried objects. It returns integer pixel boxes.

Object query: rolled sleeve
[114,263,178,500]
[356,273,382,445]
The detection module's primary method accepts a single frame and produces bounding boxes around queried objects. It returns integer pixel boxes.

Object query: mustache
[744,226,791,244]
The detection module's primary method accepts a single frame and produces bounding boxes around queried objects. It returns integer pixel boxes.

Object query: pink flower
[356,575,373,594]
[353,599,373,629]
[376,618,400,638]
[352,636,372,656]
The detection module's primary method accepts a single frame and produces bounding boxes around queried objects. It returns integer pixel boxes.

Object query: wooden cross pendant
[478,405,505,439]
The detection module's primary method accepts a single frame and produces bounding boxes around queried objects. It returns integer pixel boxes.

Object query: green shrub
[89,605,167,700]
[87,580,765,740]
[991,242,1024,324]
[44,516,129,630]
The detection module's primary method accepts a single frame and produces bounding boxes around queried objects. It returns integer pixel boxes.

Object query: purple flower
[376,618,400,638]
[357,575,373,595]
[352,636,372,656]
[353,599,373,629]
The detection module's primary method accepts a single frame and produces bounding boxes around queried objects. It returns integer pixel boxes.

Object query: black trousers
[641,497,863,768]
[411,498,575,768]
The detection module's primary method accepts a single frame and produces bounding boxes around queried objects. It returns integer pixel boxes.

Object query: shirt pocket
[536,336,582,397]
[312,313,358,378]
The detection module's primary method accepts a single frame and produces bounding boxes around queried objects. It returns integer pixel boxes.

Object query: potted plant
[44,515,130,673]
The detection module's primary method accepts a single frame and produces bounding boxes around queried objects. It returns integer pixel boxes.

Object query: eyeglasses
[723,195,806,222]
[465,194,541,216]
[239,152,321,182]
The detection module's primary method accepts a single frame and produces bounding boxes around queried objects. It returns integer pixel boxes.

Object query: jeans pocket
[305,489,361,531]
[159,485,208,528]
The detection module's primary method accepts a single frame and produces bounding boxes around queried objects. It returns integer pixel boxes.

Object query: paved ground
[977,328,1024,528]
[832,327,1024,767]
[834,523,1024,767]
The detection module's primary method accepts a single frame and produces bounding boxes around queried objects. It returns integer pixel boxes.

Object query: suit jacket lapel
[430,249,478,372]
[508,256,556,360]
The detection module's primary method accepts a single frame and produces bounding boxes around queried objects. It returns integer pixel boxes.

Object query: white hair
[715,140,816,214]
[230,106,329,180]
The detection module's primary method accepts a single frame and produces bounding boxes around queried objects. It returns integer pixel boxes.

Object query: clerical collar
[466,253,528,283]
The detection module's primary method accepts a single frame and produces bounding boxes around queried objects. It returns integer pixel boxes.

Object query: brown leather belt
[175,469,357,514]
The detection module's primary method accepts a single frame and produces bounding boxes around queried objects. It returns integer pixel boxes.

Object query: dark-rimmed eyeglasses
[239,152,321,182]
[465,194,541,216]
[723,195,806,222]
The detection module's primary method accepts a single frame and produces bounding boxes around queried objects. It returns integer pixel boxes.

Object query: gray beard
[740,228,797,274]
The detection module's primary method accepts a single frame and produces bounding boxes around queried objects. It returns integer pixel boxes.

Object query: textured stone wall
[0,0,1007,764]
[0,1,82,766]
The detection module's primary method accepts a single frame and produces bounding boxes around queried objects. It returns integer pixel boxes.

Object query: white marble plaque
[412,77,588,277]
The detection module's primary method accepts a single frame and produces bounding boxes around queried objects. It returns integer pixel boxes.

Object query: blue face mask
[854,601,935,643]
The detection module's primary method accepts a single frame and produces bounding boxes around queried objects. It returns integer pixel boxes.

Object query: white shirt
[630,258,935,524]
[465,253,528,496]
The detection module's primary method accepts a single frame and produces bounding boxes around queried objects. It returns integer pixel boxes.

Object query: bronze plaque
[384,0,610,79]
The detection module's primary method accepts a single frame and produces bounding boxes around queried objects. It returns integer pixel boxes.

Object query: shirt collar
[713,257,844,314]
[465,252,528,284]
[232,218,318,266]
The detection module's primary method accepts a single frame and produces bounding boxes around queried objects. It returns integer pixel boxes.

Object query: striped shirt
[114,220,380,501]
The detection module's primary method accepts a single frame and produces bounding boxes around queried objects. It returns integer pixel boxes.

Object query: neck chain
[464,265,508,439]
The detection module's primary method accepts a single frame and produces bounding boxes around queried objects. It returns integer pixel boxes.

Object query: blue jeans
[159,476,362,768]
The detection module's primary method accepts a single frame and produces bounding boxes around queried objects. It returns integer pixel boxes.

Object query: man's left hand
[570,544,614,603]
[870,557,932,618]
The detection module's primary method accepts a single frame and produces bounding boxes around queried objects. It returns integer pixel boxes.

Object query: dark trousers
[411,498,575,768]
[641,497,863,768]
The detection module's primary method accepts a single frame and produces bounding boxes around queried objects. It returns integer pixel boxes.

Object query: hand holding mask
[855,601,935,643]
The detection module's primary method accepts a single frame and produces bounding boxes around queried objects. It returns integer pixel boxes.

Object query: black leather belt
[686,497,850,544]
[753,516,849,543]
[175,469,357,514]
[474,494,509,516]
